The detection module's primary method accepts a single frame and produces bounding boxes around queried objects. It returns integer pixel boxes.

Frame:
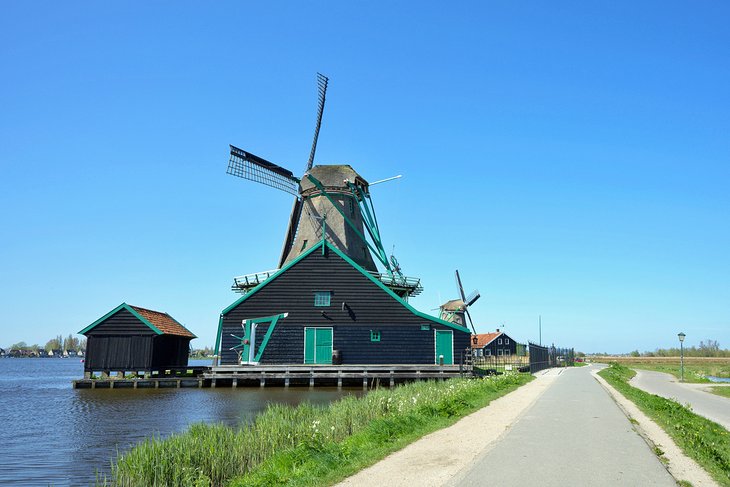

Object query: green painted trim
[314,291,331,307]
[78,303,163,336]
[214,314,223,356]
[220,239,470,334]
[221,243,323,316]
[253,313,285,362]
[348,182,389,268]
[324,242,471,333]
[306,174,389,270]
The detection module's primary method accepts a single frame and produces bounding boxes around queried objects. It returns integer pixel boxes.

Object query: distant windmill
[439,270,480,333]
[226,74,422,298]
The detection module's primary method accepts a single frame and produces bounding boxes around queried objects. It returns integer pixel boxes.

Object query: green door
[435,329,453,365]
[304,327,333,364]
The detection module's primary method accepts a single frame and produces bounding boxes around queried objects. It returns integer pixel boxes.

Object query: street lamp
[678,332,686,382]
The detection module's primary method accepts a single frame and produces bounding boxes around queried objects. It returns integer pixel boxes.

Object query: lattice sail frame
[227,145,300,196]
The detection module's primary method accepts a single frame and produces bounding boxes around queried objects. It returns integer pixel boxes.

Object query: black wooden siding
[481,332,518,356]
[84,308,191,371]
[221,247,470,365]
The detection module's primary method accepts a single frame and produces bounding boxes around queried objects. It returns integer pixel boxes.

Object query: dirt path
[336,369,561,487]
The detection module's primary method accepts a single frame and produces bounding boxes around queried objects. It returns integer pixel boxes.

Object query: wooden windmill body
[226,74,420,298]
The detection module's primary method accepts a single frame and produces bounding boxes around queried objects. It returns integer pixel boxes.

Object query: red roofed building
[79,303,196,375]
[471,329,519,357]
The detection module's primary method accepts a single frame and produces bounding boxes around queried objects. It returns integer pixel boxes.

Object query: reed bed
[106,374,530,486]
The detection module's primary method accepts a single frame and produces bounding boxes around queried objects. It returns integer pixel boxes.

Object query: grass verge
[598,363,730,486]
[709,386,730,399]
[594,357,730,383]
[106,374,532,487]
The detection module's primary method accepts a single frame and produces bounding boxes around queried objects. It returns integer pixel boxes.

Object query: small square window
[370,330,381,342]
[314,291,331,307]
[498,338,503,345]
[505,338,509,344]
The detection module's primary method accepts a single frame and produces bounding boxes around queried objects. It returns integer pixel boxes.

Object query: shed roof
[128,305,196,338]
[79,303,196,338]
[471,332,501,348]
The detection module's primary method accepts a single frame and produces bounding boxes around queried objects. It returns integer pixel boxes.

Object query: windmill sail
[227,145,299,196]
[306,73,329,172]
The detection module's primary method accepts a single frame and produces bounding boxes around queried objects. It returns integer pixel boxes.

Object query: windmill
[226,74,422,298]
[439,270,480,333]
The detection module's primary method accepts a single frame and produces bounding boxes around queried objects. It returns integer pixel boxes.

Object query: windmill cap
[440,299,465,311]
[301,165,369,195]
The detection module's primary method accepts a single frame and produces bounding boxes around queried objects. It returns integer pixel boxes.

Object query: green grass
[594,357,730,384]
[709,386,730,399]
[599,363,730,486]
[105,374,533,487]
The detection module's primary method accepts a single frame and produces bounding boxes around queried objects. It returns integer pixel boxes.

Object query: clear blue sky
[1,1,728,353]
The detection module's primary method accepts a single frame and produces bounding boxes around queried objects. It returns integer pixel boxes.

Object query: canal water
[0,358,359,486]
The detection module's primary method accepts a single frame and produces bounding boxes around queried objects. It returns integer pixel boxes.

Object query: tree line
[7,334,87,353]
[628,339,730,358]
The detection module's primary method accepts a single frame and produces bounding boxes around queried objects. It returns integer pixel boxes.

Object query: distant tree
[79,337,87,351]
[45,337,62,351]
[629,350,640,357]
[11,341,28,350]
[63,334,80,351]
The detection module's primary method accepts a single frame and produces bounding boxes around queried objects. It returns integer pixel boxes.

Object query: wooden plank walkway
[73,364,466,389]
[205,364,464,388]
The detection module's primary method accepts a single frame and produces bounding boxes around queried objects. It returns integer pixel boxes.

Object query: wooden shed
[216,240,471,366]
[79,303,196,375]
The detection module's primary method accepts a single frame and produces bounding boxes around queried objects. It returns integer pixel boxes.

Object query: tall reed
[107,374,529,487]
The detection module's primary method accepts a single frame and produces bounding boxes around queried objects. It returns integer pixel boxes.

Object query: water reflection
[0,359,360,486]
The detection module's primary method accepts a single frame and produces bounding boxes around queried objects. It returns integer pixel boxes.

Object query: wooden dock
[73,364,466,389]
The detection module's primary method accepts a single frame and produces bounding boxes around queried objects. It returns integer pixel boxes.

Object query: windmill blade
[455,270,467,302]
[278,198,303,268]
[464,308,477,334]
[227,145,300,196]
[305,73,329,172]
[465,290,481,308]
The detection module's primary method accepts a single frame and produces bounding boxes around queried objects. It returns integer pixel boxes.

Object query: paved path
[631,370,730,430]
[449,365,675,487]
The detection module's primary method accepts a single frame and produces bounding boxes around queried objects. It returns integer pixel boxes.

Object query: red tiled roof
[471,332,501,348]
[130,305,196,338]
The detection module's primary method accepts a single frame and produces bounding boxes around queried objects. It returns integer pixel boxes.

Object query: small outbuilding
[471,329,520,357]
[79,303,195,375]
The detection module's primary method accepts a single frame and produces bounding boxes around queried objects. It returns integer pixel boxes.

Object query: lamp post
[678,332,686,382]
